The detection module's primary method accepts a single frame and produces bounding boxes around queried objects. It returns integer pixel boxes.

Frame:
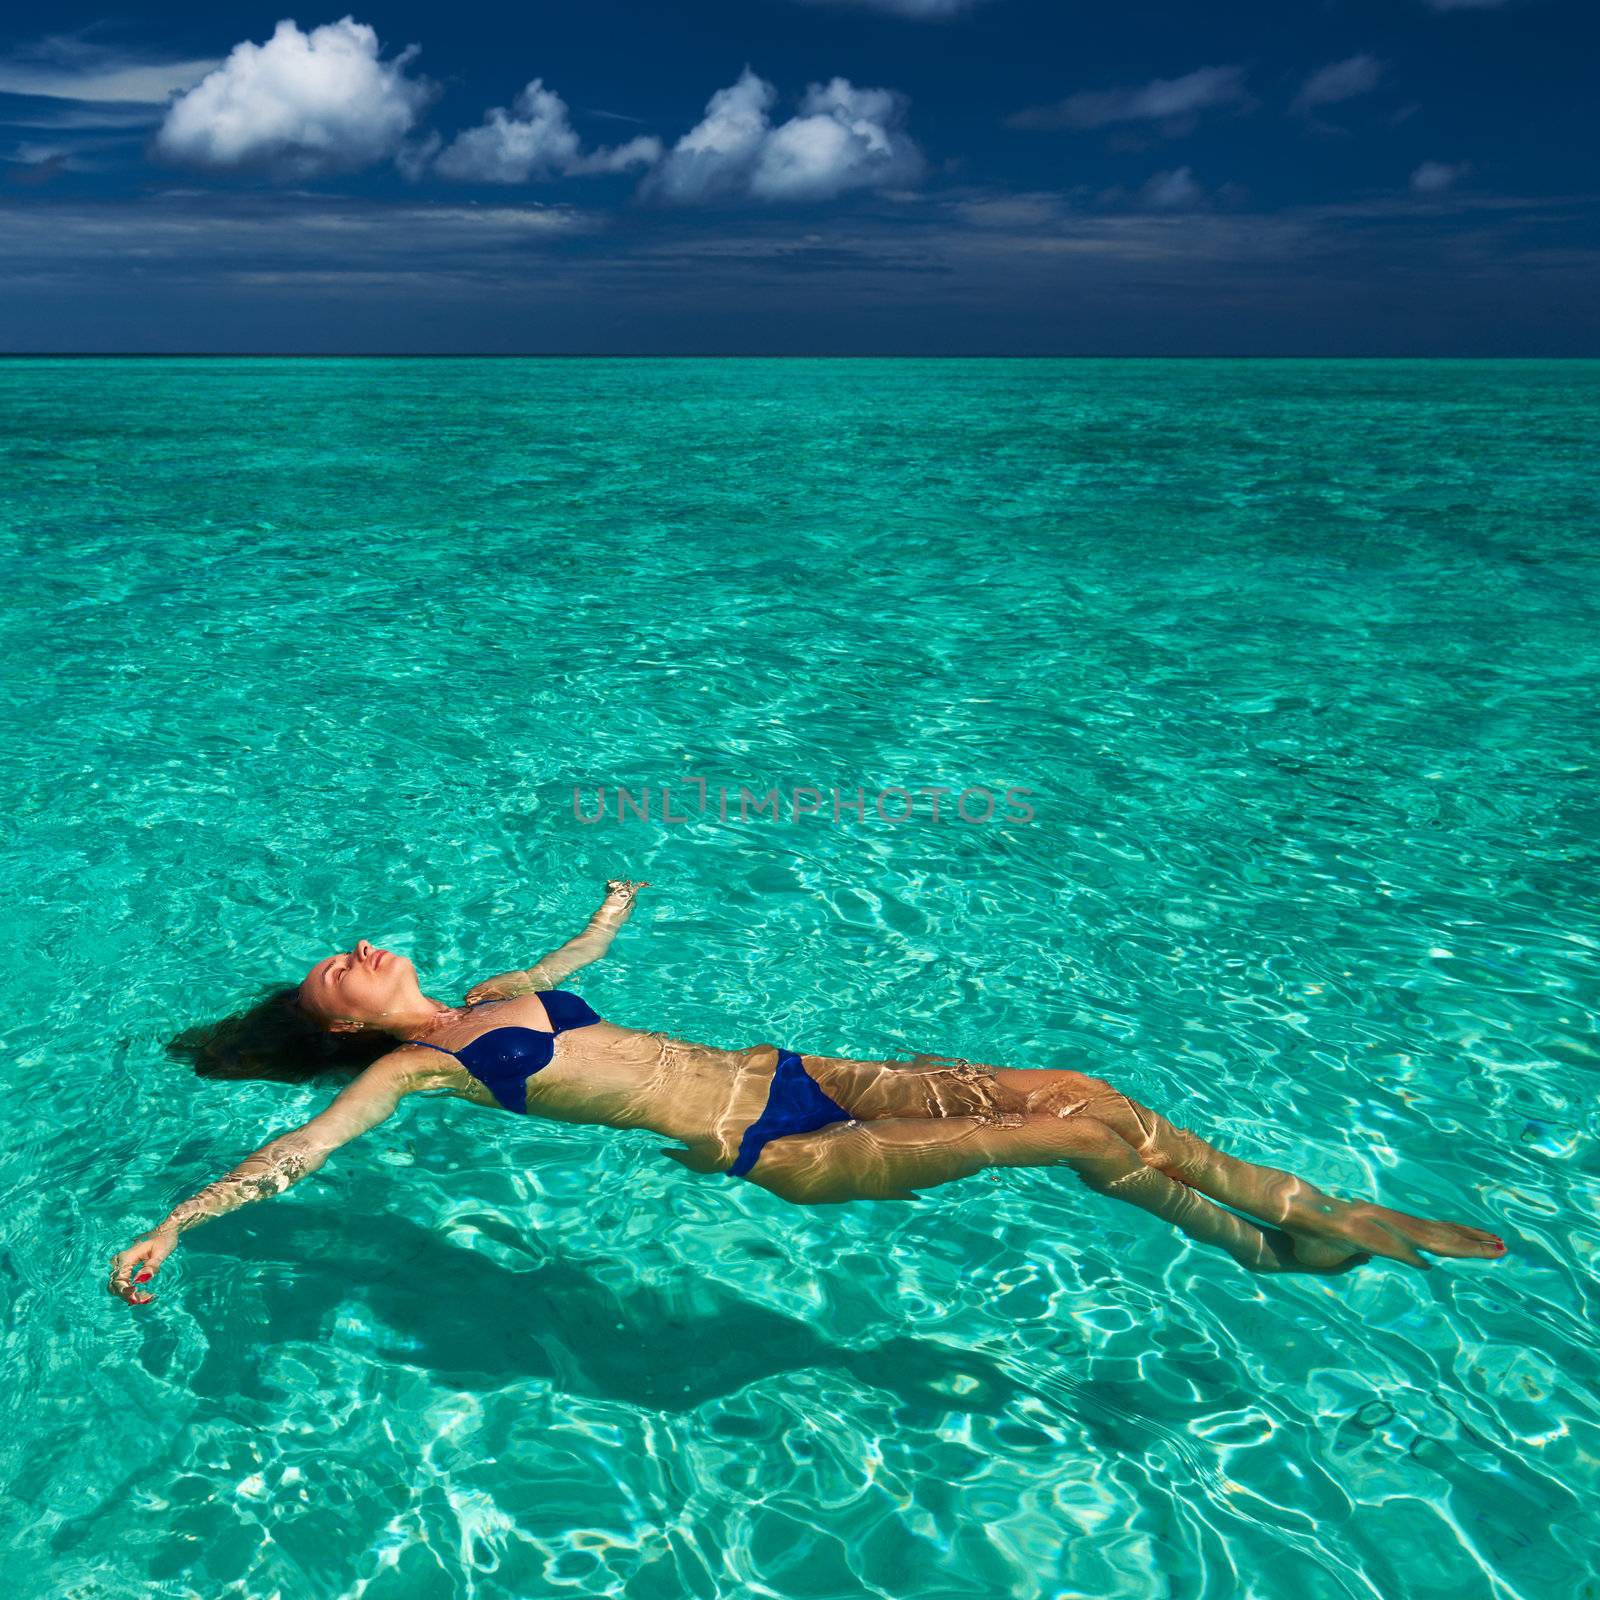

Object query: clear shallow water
[1,357,1598,1598]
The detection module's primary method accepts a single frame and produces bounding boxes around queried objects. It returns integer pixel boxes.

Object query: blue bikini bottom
[727,1050,853,1178]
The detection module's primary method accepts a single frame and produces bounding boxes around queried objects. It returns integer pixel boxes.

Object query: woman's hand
[465,969,535,1005]
[108,1224,178,1307]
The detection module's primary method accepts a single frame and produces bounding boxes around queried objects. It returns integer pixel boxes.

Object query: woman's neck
[377,995,462,1039]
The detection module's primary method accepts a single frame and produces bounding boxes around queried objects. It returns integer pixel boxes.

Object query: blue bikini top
[404,989,602,1112]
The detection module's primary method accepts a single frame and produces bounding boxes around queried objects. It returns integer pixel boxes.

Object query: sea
[1,357,1596,1598]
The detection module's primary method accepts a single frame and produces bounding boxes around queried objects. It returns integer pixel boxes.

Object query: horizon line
[2,352,1597,361]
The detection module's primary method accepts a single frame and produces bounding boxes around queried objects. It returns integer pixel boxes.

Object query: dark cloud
[1009,66,1248,134]
[1293,55,1385,115]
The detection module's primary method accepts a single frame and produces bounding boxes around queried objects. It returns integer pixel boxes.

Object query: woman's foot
[1160,1168,1371,1273]
[1356,1205,1507,1263]
[1292,1202,1507,1270]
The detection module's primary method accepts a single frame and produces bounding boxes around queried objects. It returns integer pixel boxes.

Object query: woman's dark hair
[165,984,396,1086]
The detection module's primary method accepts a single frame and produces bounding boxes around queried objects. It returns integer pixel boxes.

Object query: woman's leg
[993,1069,1505,1268]
[745,1113,1354,1275]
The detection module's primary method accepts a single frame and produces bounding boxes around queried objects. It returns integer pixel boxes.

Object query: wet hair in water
[165,984,394,1086]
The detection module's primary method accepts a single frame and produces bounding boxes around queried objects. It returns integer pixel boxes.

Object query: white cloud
[1293,55,1384,115]
[0,34,220,104]
[753,80,920,200]
[154,17,433,178]
[1411,159,1470,193]
[646,69,922,204]
[1140,167,1205,210]
[644,71,775,203]
[430,79,660,182]
[1008,66,1247,132]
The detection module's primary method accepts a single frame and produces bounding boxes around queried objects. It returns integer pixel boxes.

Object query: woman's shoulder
[366,1042,470,1095]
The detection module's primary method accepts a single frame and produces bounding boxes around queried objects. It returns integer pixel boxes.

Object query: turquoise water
[2,358,1598,1598]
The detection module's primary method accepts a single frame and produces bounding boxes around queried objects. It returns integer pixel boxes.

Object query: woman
[109,878,1506,1305]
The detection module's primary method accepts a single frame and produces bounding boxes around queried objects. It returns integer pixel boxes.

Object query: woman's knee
[1050,1111,1120,1146]
[1002,1068,1112,1117]
[1038,1113,1137,1174]
[1075,1086,1192,1165]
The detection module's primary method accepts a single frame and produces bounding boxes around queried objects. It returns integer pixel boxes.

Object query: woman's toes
[1432,1225,1506,1259]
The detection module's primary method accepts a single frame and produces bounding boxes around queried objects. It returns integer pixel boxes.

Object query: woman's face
[296,939,420,1031]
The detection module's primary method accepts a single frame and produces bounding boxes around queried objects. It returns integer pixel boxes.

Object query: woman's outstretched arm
[107,1054,425,1306]
[465,878,649,1003]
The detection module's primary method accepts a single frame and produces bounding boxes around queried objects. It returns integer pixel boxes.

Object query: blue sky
[1,0,1595,354]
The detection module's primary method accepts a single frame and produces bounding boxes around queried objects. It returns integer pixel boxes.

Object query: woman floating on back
[110,879,1506,1304]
